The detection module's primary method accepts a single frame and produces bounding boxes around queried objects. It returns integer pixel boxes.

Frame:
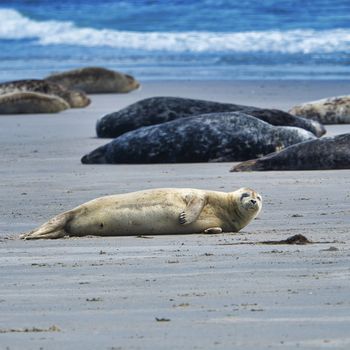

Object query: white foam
[1,8,350,54]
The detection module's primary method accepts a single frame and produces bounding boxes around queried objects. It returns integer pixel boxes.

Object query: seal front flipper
[178,195,206,225]
[204,227,223,234]
[20,211,73,240]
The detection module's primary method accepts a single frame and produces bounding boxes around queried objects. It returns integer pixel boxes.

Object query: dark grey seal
[96,97,325,138]
[82,112,316,164]
[45,67,140,94]
[231,133,350,171]
[0,79,90,108]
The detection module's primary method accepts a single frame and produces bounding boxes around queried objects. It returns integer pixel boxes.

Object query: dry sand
[1,80,350,349]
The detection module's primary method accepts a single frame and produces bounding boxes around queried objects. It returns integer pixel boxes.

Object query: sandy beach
[1,80,350,349]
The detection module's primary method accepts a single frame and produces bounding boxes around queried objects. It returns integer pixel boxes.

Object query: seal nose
[250,199,257,204]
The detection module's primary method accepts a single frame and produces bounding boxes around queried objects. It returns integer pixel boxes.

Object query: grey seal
[96,96,325,138]
[0,79,90,108]
[231,133,350,171]
[289,96,350,124]
[0,92,70,114]
[45,67,140,93]
[20,187,262,239]
[82,112,316,164]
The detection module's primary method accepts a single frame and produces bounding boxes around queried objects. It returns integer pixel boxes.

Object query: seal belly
[64,190,180,236]
[65,190,223,236]
[66,204,199,236]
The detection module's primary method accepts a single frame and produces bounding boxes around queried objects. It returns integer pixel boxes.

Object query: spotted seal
[289,96,350,124]
[0,92,70,114]
[0,79,90,108]
[96,96,325,138]
[82,112,316,164]
[20,187,262,239]
[45,67,140,93]
[231,133,350,171]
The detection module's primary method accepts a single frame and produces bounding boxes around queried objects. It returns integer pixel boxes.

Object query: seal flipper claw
[178,211,187,225]
[179,195,206,225]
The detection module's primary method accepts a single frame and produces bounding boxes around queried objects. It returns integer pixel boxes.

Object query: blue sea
[0,0,350,81]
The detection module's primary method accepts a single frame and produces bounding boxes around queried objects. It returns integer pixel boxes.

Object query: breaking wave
[0,8,350,54]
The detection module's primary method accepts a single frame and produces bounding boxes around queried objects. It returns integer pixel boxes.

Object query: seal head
[235,187,262,221]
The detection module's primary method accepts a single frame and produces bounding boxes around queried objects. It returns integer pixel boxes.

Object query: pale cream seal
[0,91,70,114]
[45,67,140,93]
[289,95,350,124]
[0,79,90,108]
[20,187,262,239]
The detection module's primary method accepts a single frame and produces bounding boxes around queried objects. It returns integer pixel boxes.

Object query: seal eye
[240,193,250,201]
[257,196,262,201]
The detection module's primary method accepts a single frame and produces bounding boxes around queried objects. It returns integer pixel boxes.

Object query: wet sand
[1,80,350,349]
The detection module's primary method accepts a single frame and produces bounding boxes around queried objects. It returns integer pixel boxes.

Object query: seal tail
[20,211,74,240]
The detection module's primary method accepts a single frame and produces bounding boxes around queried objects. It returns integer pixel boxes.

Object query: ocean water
[0,0,349,81]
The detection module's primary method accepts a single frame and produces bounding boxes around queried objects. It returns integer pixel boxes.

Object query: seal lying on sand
[82,112,316,164]
[0,79,90,108]
[45,67,140,94]
[20,187,262,239]
[0,92,70,114]
[96,96,325,138]
[289,96,350,124]
[231,133,350,171]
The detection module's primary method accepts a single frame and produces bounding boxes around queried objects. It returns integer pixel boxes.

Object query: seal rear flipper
[20,229,67,240]
[20,211,73,240]
[178,195,206,225]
